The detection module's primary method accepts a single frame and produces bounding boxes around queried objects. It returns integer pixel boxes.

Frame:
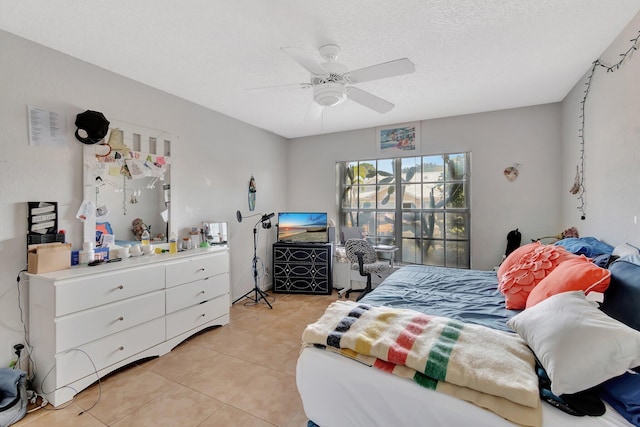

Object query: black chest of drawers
[272,243,332,294]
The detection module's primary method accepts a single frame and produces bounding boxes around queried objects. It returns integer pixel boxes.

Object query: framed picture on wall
[376,122,420,155]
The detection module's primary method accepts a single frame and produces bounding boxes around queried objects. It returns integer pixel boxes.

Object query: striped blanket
[302,301,541,427]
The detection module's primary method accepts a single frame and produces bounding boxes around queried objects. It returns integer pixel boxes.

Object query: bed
[297,241,640,427]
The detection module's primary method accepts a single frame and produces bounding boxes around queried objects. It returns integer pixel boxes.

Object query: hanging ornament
[569,166,581,195]
[248,175,257,211]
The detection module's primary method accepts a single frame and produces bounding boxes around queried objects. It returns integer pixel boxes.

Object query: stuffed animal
[131,218,148,241]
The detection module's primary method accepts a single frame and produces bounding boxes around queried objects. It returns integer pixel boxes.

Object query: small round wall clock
[248,175,256,211]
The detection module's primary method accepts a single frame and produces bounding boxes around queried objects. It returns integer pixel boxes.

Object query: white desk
[372,245,399,267]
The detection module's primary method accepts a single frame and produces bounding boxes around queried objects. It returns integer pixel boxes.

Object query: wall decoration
[74,110,110,145]
[248,175,256,211]
[569,166,580,194]
[376,122,420,155]
[27,106,67,147]
[28,201,65,246]
[503,165,520,182]
[28,201,58,235]
[576,29,640,220]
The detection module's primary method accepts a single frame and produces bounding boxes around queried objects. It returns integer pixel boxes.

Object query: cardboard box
[27,243,71,274]
[94,246,110,261]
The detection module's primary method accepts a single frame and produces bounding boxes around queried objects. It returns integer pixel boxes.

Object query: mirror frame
[83,120,175,245]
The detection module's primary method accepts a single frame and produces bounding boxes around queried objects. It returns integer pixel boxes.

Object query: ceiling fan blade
[345,58,415,84]
[246,83,312,94]
[347,87,394,113]
[281,47,329,77]
[304,100,323,121]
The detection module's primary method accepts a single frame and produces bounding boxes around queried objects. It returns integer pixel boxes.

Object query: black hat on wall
[74,110,110,144]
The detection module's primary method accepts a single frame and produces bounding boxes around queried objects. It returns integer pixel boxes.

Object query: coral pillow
[525,255,611,308]
[497,242,540,278]
[498,242,576,309]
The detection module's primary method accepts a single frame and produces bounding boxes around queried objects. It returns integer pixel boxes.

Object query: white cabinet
[28,247,230,407]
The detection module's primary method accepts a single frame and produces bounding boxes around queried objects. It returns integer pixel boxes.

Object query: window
[338,153,470,268]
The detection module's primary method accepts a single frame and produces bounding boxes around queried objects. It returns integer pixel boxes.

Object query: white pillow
[507,291,640,395]
[620,252,640,266]
[612,242,640,258]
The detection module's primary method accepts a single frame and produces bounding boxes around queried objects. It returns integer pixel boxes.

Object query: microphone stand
[233,214,273,308]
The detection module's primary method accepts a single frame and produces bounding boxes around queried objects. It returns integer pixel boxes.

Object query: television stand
[272,242,332,294]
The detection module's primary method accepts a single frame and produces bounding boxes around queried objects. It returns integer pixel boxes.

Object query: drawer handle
[197,267,206,272]
[118,346,125,351]
[116,285,124,290]
[199,290,206,295]
[200,313,206,318]
[118,316,124,321]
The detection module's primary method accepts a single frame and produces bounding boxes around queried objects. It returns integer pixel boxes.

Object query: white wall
[0,30,288,367]
[288,104,564,271]
[561,12,640,245]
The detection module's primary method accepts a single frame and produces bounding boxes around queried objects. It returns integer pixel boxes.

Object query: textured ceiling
[1,0,639,139]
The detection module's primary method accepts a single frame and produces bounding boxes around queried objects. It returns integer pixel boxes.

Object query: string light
[576,29,640,220]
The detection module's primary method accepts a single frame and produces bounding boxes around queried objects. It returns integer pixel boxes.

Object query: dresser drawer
[165,295,228,339]
[165,273,229,314]
[55,265,165,316]
[166,253,229,288]
[55,291,165,353]
[55,317,165,386]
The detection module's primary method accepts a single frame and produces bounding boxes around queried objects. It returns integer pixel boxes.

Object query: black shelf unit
[272,242,332,295]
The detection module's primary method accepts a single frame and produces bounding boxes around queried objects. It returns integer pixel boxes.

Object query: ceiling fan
[247,44,415,114]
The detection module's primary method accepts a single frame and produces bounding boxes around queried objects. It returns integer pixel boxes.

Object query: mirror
[83,121,174,246]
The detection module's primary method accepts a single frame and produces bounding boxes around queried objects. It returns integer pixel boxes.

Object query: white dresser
[28,246,230,407]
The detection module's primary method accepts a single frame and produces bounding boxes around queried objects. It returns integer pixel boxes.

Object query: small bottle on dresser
[79,242,95,264]
[182,237,193,250]
[169,232,178,254]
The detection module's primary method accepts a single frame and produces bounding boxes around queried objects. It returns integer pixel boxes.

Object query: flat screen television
[277,212,328,243]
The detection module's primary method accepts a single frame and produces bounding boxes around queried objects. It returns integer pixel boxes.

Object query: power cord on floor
[14,268,102,416]
[39,348,102,416]
[15,269,36,385]
[26,390,49,414]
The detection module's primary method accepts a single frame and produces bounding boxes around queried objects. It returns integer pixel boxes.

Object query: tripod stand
[233,215,273,308]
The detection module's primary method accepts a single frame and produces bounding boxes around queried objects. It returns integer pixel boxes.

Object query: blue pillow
[554,237,614,257]
[600,371,640,426]
[601,260,640,331]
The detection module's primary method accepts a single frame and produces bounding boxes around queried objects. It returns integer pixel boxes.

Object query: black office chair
[344,239,393,301]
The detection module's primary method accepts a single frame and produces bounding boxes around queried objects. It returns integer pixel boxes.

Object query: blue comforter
[360,264,519,332]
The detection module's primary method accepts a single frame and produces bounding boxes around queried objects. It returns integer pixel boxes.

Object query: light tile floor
[14,292,340,427]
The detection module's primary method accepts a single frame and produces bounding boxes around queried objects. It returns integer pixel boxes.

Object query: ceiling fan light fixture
[313,82,346,107]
